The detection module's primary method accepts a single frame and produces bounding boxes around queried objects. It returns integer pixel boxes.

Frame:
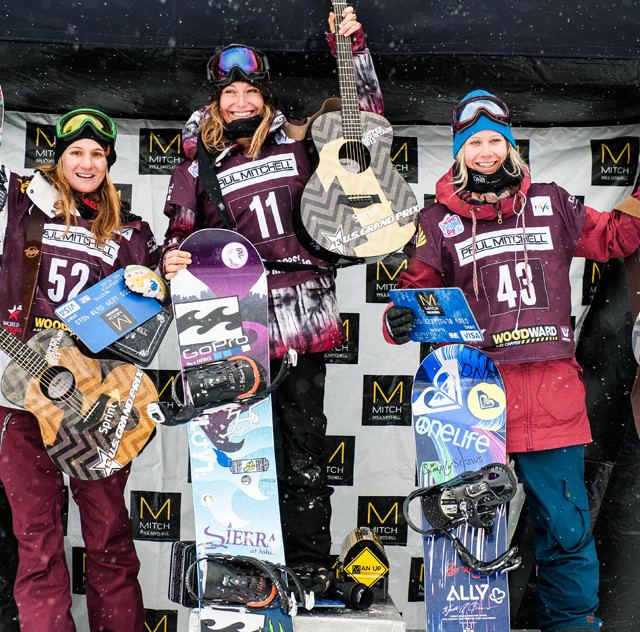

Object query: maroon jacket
[385,167,640,452]
[0,171,160,344]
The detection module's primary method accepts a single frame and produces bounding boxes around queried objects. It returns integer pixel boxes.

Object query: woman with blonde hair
[384,90,640,632]
[0,108,159,632]
[162,5,381,589]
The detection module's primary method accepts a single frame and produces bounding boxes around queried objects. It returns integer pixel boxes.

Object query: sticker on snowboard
[408,344,516,632]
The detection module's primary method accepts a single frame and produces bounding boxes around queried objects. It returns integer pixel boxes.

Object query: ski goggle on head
[55,108,117,141]
[206,45,270,86]
[451,95,511,133]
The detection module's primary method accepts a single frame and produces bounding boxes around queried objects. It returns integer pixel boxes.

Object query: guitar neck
[0,327,48,378]
[333,0,362,140]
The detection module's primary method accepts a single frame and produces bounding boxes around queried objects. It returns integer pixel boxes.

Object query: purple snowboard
[171,229,292,632]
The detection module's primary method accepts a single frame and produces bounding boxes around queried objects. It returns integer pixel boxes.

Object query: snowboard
[170,228,294,632]
[411,344,511,632]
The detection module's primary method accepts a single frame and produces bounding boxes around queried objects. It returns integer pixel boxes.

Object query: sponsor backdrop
[1,110,639,632]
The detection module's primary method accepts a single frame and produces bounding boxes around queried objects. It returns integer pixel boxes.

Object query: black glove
[386,306,414,344]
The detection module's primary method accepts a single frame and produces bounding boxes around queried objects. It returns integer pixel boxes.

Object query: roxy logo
[439,213,464,238]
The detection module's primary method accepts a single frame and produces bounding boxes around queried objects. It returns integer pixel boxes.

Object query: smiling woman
[159,4,383,590]
[0,107,160,632]
[383,89,640,632]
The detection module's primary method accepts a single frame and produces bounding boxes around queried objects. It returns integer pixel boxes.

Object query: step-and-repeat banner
[1,110,638,631]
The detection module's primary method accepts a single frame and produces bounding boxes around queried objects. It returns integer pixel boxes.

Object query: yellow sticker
[467,382,506,421]
[343,548,389,587]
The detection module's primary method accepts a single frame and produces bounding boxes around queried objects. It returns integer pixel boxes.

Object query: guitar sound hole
[41,366,76,401]
[339,141,371,174]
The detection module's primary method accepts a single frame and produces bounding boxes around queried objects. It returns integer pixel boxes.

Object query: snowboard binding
[173,348,298,423]
[404,463,521,574]
[186,553,313,615]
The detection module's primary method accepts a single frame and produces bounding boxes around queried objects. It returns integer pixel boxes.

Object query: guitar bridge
[338,194,381,209]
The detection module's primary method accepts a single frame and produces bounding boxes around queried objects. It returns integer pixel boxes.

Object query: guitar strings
[0,330,106,418]
[335,1,366,202]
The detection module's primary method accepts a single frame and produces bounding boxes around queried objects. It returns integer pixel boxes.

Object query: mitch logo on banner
[357,496,408,546]
[139,128,183,175]
[324,312,359,364]
[591,137,639,186]
[131,490,181,541]
[143,609,179,632]
[390,136,419,183]
[365,253,409,303]
[362,375,412,426]
[25,122,56,168]
[325,435,356,486]
[408,557,425,603]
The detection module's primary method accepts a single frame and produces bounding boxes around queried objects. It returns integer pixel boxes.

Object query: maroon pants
[0,407,144,632]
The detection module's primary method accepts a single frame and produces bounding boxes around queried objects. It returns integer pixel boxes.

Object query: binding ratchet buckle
[403,462,521,574]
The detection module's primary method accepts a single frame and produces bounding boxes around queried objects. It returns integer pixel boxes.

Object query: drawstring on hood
[436,166,530,299]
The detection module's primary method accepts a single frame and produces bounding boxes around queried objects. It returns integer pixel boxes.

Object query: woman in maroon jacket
[161,6,381,588]
[384,91,640,632]
[0,109,159,632]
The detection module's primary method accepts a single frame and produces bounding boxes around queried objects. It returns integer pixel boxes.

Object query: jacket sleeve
[382,257,444,344]
[326,28,384,116]
[575,190,640,261]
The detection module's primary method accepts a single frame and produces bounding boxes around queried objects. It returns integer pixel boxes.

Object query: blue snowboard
[171,228,293,632]
[411,344,511,632]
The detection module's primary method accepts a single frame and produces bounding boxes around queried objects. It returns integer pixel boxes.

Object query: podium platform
[187,599,406,631]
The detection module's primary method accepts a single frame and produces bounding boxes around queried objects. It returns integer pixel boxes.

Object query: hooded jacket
[387,166,640,451]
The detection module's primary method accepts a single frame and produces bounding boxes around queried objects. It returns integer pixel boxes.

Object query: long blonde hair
[453,144,528,191]
[39,160,123,246]
[200,101,274,159]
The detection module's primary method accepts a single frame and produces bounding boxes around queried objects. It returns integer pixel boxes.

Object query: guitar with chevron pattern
[298,0,419,261]
[0,327,166,480]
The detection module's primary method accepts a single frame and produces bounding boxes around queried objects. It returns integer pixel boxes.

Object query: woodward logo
[365,253,409,303]
[24,122,56,168]
[325,435,355,486]
[408,557,425,602]
[71,547,87,594]
[139,128,183,175]
[357,496,408,546]
[131,491,181,541]
[144,609,178,632]
[390,136,418,183]
[325,312,359,364]
[591,137,639,186]
[362,375,412,426]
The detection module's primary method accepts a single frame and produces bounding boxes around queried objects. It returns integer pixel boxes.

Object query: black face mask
[223,114,264,141]
[465,157,523,193]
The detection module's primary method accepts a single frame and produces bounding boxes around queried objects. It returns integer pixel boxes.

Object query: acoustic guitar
[0,326,167,480]
[298,0,419,261]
